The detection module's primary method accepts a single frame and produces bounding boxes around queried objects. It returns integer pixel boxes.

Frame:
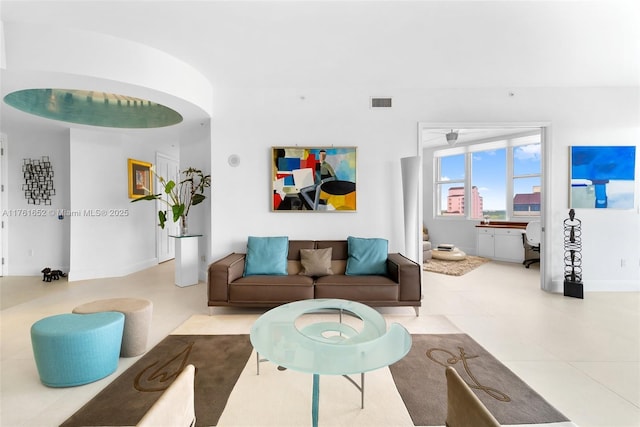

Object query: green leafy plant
[132,166,211,230]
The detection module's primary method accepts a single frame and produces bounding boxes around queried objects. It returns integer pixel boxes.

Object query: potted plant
[132,166,211,235]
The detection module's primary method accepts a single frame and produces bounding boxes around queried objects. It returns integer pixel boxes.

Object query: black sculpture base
[564,280,584,299]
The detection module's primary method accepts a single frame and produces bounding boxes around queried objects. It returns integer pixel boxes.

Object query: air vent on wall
[370,97,392,108]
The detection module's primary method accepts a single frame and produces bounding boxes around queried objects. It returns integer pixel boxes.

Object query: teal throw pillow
[243,236,289,276]
[345,236,388,275]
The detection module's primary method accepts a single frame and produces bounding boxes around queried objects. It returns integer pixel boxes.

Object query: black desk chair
[522,221,541,268]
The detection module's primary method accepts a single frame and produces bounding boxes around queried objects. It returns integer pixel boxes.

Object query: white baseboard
[67,257,158,282]
[7,265,71,276]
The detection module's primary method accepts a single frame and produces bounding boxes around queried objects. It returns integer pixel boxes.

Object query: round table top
[249,299,411,375]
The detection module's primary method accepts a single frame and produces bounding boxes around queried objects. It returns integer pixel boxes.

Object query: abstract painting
[570,146,636,209]
[272,147,357,212]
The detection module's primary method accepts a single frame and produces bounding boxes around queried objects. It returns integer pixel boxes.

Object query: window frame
[433,134,541,221]
[434,151,466,217]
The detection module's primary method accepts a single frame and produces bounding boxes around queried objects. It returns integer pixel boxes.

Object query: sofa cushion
[243,236,289,276]
[230,275,314,303]
[288,240,316,260]
[315,275,399,301]
[315,240,348,260]
[287,260,303,275]
[345,236,388,275]
[299,248,333,277]
[330,260,347,275]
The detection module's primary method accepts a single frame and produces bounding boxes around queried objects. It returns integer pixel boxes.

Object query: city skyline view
[440,143,541,213]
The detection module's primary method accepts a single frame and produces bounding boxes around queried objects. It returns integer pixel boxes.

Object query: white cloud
[514,144,541,160]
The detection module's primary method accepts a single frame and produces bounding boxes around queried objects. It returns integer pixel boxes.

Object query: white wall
[2,120,192,281]
[179,120,212,280]
[210,86,640,292]
[1,20,210,281]
[1,3,637,292]
[5,127,70,275]
[68,129,158,281]
[4,86,637,293]
[209,87,414,261]
[421,87,640,292]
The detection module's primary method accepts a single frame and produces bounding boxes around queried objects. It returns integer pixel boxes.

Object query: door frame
[155,152,180,263]
[417,121,552,291]
[0,133,6,276]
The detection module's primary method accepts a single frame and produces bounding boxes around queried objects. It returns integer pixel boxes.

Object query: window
[513,144,541,216]
[435,154,465,216]
[434,133,541,220]
[471,148,506,220]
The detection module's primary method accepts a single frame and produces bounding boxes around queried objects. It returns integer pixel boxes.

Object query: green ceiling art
[4,88,183,128]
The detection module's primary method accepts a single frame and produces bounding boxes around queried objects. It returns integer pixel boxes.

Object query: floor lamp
[401,156,420,263]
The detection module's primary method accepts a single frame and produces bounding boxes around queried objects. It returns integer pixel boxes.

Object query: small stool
[31,312,124,387]
[73,298,153,357]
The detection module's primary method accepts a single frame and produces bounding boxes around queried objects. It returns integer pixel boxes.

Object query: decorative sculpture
[563,209,584,299]
[41,268,67,282]
[23,156,55,205]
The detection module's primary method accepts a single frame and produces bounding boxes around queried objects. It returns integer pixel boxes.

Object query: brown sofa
[207,240,422,315]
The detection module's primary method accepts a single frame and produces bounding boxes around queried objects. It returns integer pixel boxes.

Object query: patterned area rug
[423,255,490,276]
[60,335,253,427]
[61,332,569,427]
[389,334,569,426]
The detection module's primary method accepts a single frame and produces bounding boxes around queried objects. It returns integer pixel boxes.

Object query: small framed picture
[128,158,153,199]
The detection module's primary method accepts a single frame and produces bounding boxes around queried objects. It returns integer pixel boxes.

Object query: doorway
[417,122,550,291]
[155,153,180,263]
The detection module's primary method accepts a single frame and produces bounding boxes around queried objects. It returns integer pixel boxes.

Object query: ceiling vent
[370,97,392,108]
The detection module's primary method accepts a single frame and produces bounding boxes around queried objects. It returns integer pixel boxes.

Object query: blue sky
[441,144,541,210]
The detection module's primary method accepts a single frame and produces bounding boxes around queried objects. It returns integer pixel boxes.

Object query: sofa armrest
[387,253,421,302]
[208,253,246,304]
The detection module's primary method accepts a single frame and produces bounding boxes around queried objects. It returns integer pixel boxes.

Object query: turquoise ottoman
[30,312,124,387]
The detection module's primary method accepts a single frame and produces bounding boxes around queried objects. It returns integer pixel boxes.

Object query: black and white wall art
[22,156,55,205]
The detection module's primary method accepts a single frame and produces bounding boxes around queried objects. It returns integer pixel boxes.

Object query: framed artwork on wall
[128,158,153,199]
[272,146,357,212]
[569,145,636,209]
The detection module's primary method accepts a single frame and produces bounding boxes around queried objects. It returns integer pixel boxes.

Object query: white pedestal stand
[169,234,202,287]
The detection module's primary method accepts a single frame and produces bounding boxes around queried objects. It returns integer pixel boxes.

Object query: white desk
[169,234,202,287]
[476,225,525,263]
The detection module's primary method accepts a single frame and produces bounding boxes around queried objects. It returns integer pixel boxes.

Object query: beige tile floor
[1,260,638,426]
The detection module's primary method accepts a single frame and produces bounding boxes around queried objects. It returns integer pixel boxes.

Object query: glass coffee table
[249,299,411,427]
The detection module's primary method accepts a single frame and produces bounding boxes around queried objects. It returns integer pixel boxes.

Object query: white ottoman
[73,298,152,357]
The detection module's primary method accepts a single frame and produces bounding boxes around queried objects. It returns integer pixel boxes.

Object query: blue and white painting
[570,146,636,209]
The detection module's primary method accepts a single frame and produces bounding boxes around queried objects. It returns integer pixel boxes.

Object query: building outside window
[436,154,465,217]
